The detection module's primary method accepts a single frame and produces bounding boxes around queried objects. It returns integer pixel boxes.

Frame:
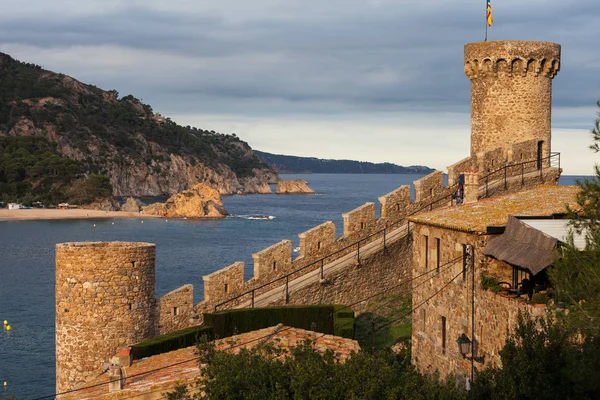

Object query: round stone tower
[464,40,560,160]
[55,242,156,393]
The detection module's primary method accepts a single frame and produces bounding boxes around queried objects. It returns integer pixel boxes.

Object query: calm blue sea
[0,174,586,398]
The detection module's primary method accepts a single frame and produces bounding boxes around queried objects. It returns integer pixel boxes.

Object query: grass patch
[354,294,412,351]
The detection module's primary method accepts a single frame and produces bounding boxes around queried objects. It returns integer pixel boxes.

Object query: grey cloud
[0,0,598,121]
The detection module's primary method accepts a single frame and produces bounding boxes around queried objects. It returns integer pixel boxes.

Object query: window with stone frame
[441,316,447,354]
[436,238,441,273]
[423,235,429,269]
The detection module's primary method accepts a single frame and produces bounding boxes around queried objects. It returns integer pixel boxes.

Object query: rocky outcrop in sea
[142,183,227,218]
[276,179,315,194]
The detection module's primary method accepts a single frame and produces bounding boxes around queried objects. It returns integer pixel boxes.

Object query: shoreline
[0,209,159,221]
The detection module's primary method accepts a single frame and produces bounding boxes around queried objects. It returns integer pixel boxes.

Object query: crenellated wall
[477,146,506,174]
[158,284,194,334]
[298,221,336,260]
[448,157,476,186]
[203,262,245,303]
[253,240,293,280]
[263,235,413,314]
[413,171,444,203]
[379,186,410,221]
[342,202,376,238]
[509,138,538,164]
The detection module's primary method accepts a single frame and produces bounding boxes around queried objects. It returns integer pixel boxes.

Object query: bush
[481,274,504,293]
[203,305,354,340]
[130,325,214,360]
[530,292,549,305]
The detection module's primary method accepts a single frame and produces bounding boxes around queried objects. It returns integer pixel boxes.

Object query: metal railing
[212,152,560,312]
[480,152,560,199]
[213,187,459,312]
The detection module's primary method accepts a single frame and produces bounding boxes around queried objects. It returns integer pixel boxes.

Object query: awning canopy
[483,216,558,275]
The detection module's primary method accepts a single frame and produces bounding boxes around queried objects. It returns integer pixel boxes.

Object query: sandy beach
[0,208,157,221]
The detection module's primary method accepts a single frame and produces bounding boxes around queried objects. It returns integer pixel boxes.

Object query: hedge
[203,304,354,339]
[130,325,214,360]
[129,305,354,360]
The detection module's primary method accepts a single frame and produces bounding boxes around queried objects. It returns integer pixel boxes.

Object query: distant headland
[254,150,434,174]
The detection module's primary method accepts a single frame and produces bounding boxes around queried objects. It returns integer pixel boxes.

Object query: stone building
[408,185,580,381]
[406,39,573,382]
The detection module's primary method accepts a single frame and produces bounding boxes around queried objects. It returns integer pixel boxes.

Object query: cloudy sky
[1,0,599,174]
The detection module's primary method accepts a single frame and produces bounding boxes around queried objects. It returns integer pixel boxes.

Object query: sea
[0,174,587,398]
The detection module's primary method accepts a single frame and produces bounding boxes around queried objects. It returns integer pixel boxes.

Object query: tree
[548,99,600,337]
[172,337,466,400]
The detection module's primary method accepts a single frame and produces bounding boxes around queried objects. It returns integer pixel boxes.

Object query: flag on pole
[487,0,493,27]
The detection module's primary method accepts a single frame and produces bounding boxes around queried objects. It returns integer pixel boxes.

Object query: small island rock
[276,179,315,194]
[142,184,227,218]
[121,197,144,213]
[257,183,273,194]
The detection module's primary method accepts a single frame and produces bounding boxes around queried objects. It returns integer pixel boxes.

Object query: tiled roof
[407,186,580,233]
[64,325,360,399]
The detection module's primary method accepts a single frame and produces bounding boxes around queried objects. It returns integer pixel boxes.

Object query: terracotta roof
[63,325,360,399]
[407,186,580,233]
[483,216,558,275]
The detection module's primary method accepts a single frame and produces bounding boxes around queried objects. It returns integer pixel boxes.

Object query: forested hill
[0,52,276,204]
[255,151,434,174]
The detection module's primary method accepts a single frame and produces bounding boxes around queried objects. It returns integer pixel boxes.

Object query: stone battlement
[464,41,560,80]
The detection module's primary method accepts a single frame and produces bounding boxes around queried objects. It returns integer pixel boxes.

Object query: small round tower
[55,242,156,393]
[464,40,560,160]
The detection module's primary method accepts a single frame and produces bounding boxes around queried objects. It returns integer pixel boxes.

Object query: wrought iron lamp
[456,333,471,358]
[456,333,485,362]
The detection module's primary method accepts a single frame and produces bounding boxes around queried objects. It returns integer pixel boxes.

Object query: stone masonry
[409,222,547,381]
[379,186,410,221]
[203,262,245,304]
[158,284,194,334]
[414,171,444,203]
[55,242,157,393]
[252,240,293,281]
[342,202,376,237]
[298,221,336,260]
[465,41,560,159]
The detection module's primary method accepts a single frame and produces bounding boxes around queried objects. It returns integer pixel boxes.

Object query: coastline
[0,209,158,221]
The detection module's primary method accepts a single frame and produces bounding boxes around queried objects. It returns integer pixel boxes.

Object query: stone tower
[55,242,156,393]
[464,40,560,161]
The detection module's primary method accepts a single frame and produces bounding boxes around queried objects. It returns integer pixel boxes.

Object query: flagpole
[485,1,488,41]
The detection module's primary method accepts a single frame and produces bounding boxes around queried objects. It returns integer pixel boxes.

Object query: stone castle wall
[379,185,410,221]
[447,157,476,187]
[203,262,245,304]
[253,240,293,281]
[465,41,560,159]
[342,202,376,237]
[414,171,444,203]
[264,235,413,314]
[298,221,336,260]
[158,284,195,334]
[55,242,157,393]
